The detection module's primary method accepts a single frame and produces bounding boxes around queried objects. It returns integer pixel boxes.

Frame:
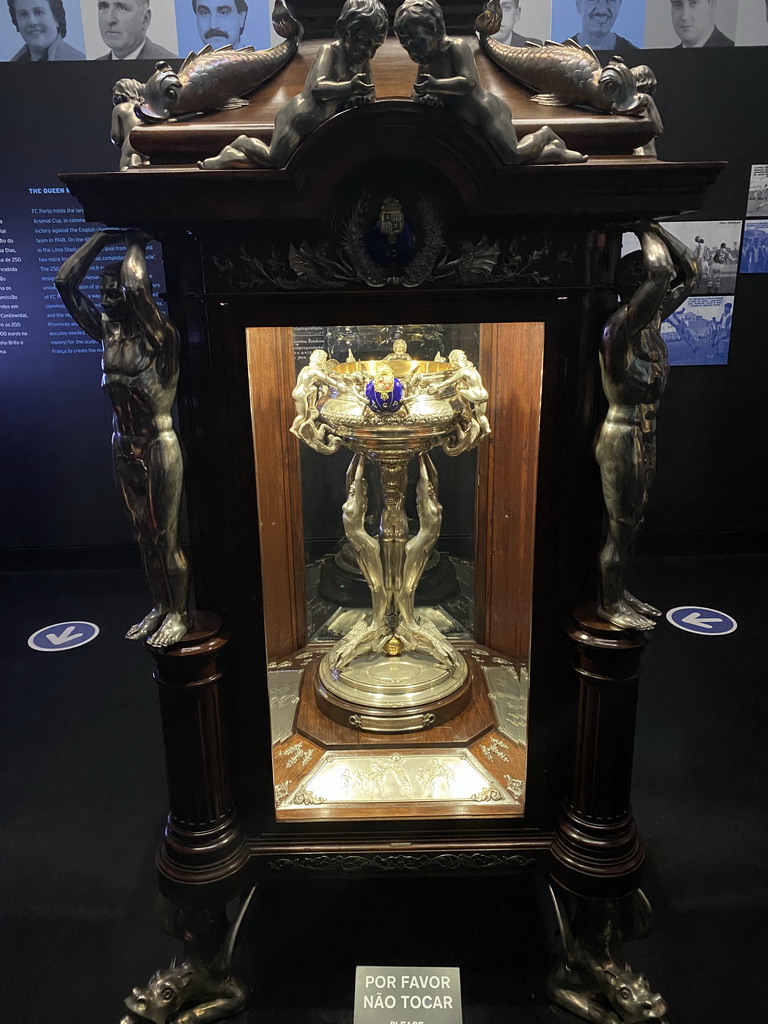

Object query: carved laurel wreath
[210,194,563,292]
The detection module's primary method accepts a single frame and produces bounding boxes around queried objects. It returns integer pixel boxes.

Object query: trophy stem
[374,454,410,634]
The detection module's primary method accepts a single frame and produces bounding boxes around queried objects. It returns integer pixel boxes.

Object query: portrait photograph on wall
[660,293,734,364]
[550,0,645,54]
[739,220,768,273]
[78,0,178,59]
[491,0,553,47]
[663,219,742,294]
[746,164,768,217]
[735,0,768,44]
[174,0,271,57]
[644,0,738,48]
[1,0,86,61]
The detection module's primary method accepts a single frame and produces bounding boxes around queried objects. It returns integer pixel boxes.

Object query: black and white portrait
[1,0,86,60]
[492,0,551,46]
[79,0,178,59]
[551,0,645,53]
[174,0,271,56]
[644,0,738,47]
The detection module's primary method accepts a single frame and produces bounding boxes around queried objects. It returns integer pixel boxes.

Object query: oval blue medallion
[366,374,403,413]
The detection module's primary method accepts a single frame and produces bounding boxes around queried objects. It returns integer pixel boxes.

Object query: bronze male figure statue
[56,231,192,648]
[596,221,697,630]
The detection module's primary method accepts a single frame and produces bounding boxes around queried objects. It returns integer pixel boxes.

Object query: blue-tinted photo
[661,295,733,366]
[174,0,271,57]
[740,221,768,273]
[1,0,86,61]
[550,0,645,54]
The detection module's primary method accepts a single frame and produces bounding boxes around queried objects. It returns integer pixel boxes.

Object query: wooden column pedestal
[551,604,648,900]
[149,613,250,903]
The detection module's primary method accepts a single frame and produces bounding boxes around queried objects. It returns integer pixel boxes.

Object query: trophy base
[316,651,471,733]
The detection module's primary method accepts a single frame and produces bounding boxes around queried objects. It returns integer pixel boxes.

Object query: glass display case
[246,322,540,822]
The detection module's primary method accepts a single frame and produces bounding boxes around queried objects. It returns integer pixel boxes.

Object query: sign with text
[354,967,462,1024]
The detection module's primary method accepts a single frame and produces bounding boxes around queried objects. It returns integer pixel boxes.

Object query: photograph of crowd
[660,294,734,365]
[746,165,768,218]
[664,220,742,294]
[739,221,768,274]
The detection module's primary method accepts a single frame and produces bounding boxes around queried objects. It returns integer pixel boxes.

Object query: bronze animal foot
[548,886,668,1024]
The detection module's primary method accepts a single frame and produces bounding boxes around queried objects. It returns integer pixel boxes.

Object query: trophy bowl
[322,359,458,456]
[291,347,489,733]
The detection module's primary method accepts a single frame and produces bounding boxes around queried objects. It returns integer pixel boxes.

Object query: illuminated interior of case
[246,323,544,822]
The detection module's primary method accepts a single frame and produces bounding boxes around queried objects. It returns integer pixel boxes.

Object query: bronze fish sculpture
[138,0,302,123]
[475,0,662,133]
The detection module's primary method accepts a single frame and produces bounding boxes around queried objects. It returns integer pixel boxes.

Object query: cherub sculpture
[200,0,388,170]
[429,348,491,437]
[290,348,347,453]
[384,337,410,360]
[111,78,149,171]
[393,0,586,165]
[596,222,698,630]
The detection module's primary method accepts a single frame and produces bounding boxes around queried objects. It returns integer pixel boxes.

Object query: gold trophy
[291,339,490,732]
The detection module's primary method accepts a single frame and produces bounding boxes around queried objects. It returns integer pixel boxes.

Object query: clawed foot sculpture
[121,960,247,1024]
[549,887,668,1024]
[549,960,668,1024]
[122,891,254,1024]
[126,608,192,648]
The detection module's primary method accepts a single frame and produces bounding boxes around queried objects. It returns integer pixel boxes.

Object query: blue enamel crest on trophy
[366,363,403,412]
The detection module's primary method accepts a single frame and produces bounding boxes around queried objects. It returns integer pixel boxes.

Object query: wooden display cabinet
[62,21,721,1024]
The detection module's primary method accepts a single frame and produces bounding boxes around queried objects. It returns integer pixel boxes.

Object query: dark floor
[2,555,766,1023]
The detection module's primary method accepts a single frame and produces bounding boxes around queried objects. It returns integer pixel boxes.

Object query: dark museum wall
[0,1,765,564]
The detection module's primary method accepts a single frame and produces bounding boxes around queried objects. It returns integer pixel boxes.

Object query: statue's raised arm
[600,223,674,387]
[654,223,700,321]
[55,229,126,341]
[120,234,178,377]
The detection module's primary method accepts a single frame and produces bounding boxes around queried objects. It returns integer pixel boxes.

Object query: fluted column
[550,603,647,899]
[149,613,250,901]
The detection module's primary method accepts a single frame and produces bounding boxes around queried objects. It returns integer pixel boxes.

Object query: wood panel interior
[246,326,307,658]
[476,321,545,659]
